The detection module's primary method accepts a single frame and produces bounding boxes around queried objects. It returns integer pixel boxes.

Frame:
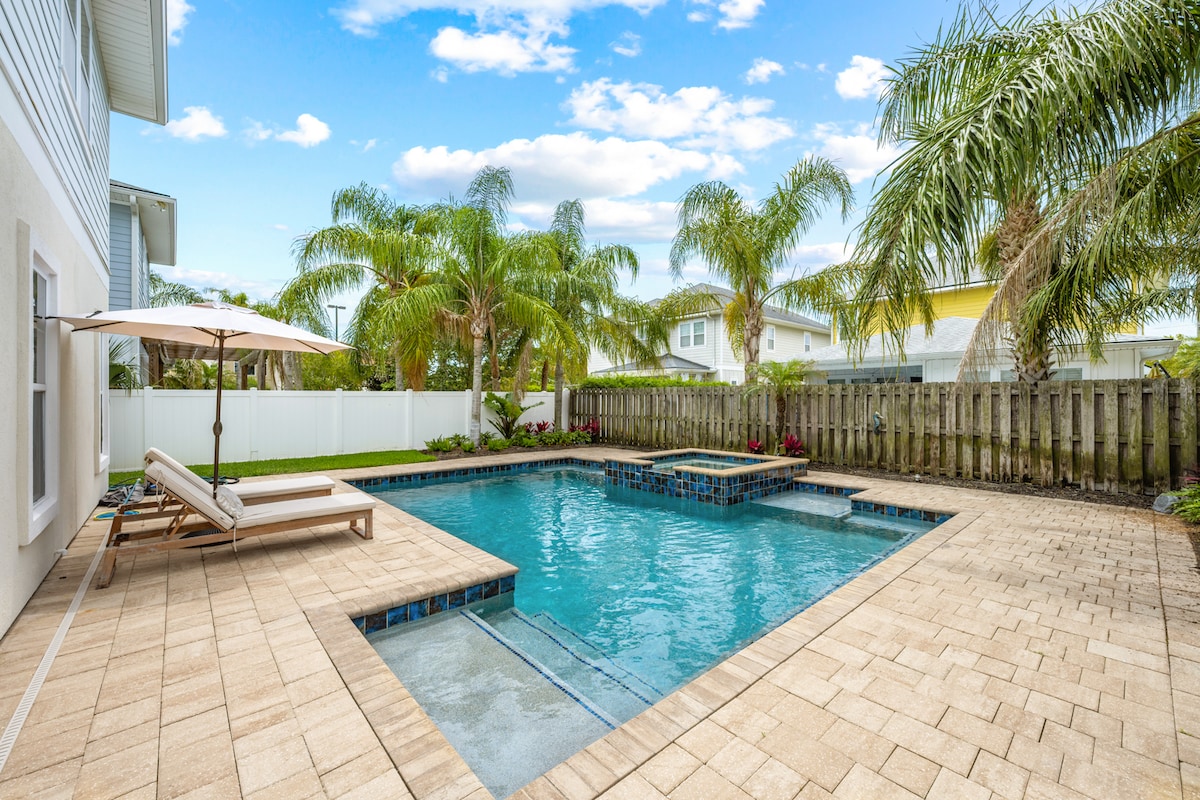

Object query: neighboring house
[109,179,177,377]
[588,284,833,384]
[808,317,1180,384]
[1,1,168,635]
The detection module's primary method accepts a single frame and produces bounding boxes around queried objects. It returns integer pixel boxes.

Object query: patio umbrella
[56,302,350,496]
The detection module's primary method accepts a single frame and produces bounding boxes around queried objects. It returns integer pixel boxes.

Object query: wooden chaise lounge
[96,459,374,588]
[144,447,336,503]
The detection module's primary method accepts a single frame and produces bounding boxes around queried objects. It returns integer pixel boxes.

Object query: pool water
[650,455,745,471]
[366,467,934,795]
[372,465,930,683]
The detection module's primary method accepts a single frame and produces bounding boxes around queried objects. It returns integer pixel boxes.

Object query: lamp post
[327,304,346,342]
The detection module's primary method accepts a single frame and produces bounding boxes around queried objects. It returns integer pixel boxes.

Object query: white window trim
[29,240,61,545]
[766,325,776,351]
[679,322,691,348]
[692,319,706,347]
[804,331,812,352]
[59,0,94,156]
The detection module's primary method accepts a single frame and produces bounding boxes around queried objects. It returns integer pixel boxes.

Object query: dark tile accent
[365,611,387,634]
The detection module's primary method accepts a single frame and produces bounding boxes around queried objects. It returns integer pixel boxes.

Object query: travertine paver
[0,449,1196,800]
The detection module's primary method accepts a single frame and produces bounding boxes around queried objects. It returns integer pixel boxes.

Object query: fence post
[247,387,258,461]
[142,386,154,456]
[405,389,415,450]
[334,388,344,455]
[464,389,473,437]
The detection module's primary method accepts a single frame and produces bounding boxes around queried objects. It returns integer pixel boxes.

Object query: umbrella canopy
[56,302,350,496]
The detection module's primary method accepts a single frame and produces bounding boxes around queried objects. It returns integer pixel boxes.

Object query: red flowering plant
[747,439,766,454]
[779,434,805,458]
[524,420,555,435]
[568,418,601,442]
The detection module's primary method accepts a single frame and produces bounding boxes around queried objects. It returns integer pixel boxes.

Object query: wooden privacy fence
[570,379,1200,495]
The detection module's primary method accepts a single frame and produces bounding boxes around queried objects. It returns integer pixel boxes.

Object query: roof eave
[95,0,169,125]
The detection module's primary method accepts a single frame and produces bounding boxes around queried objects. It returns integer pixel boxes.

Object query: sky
[109,0,1195,337]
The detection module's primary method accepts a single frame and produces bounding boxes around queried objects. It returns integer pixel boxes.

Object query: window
[30,255,59,542]
[804,332,812,352]
[679,320,706,348]
[61,0,93,142]
[766,326,776,351]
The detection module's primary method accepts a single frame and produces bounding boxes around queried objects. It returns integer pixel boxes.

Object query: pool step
[481,608,662,722]
[369,609,614,799]
[752,491,852,519]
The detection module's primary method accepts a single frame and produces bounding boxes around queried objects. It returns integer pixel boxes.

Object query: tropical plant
[425,436,454,452]
[779,434,805,458]
[484,391,543,438]
[514,199,662,423]
[290,183,436,389]
[108,338,145,392]
[1161,337,1200,378]
[751,359,822,440]
[149,271,204,307]
[747,439,765,455]
[386,167,574,444]
[487,437,510,452]
[569,419,600,441]
[670,157,854,384]
[845,0,1200,383]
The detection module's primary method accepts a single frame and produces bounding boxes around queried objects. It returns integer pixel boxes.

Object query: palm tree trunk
[553,354,565,430]
[999,197,1055,383]
[744,310,763,384]
[255,351,266,389]
[540,359,549,392]
[489,338,500,390]
[470,335,484,445]
[394,351,405,390]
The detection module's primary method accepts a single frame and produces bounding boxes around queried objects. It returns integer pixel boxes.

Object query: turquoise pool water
[368,466,932,697]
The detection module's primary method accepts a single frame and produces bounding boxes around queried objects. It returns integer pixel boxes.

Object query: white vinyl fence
[109,388,569,471]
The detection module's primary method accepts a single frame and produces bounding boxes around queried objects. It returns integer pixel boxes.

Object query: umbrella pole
[213,334,225,498]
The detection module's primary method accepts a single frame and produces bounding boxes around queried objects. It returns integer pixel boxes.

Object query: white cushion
[215,486,245,519]
[144,461,235,530]
[232,476,335,500]
[236,493,375,527]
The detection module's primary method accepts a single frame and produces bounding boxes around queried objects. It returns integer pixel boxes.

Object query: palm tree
[516,199,662,424]
[846,0,1200,382]
[752,358,822,443]
[389,167,575,444]
[670,157,854,384]
[290,183,435,389]
[149,271,204,307]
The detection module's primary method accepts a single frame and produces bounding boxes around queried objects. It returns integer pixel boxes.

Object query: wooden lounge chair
[96,460,374,588]
[143,447,335,503]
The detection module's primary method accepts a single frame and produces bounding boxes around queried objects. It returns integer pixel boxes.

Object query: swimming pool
[366,466,934,796]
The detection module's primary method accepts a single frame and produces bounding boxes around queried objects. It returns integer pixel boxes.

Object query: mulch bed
[809,462,1158,510]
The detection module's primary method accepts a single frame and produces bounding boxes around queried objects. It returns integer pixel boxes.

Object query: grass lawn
[108,450,436,486]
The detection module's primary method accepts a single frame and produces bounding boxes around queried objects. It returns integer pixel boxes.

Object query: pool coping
[319,453,965,799]
[604,447,808,478]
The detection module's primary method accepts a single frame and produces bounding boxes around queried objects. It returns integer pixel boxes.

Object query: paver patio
[0,447,1197,799]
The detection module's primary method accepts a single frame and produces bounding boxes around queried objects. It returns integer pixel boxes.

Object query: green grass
[108,450,436,487]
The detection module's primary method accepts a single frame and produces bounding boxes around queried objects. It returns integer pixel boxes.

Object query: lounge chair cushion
[231,476,336,500]
[144,447,335,500]
[145,461,236,530]
[215,486,245,519]
[236,493,375,527]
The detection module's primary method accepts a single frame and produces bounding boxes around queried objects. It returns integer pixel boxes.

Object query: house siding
[0,0,111,274]
[108,200,131,309]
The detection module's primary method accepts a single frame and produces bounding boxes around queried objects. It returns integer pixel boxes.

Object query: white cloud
[166,0,194,46]
[362,138,378,152]
[430,22,575,74]
[392,132,739,202]
[611,31,641,57]
[161,106,227,140]
[688,0,763,29]
[513,198,677,243]
[835,55,888,99]
[272,224,290,231]
[275,114,331,147]
[334,1,669,36]
[808,123,902,184]
[565,79,794,152]
[432,66,450,82]
[244,115,331,147]
[157,266,281,301]
[743,58,783,84]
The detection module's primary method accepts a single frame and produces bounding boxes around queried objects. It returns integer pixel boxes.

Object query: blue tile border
[604,454,806,506]
[352,574,516,635]
[793,481,953,524]
[348,458,598,490]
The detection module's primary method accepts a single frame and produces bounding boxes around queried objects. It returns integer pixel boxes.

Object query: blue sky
[108,0,1196,336]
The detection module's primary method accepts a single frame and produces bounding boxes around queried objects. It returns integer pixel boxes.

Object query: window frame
[29,249,60,544]
[691,320,706,347]
[766,325,776,351]
[60,0,94,151]
[803,331,812,352]
[679,321,691,348]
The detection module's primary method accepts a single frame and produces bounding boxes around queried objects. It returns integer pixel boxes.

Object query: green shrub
[1175,485,1200,523]
[487,438,510,452]
[425,436,454,452]
[539,431,569,446]
[511,432,539,447]
[460,440,475,453]
[448,433,471,449]
[568,430,592,444]
[576,376,729,389]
